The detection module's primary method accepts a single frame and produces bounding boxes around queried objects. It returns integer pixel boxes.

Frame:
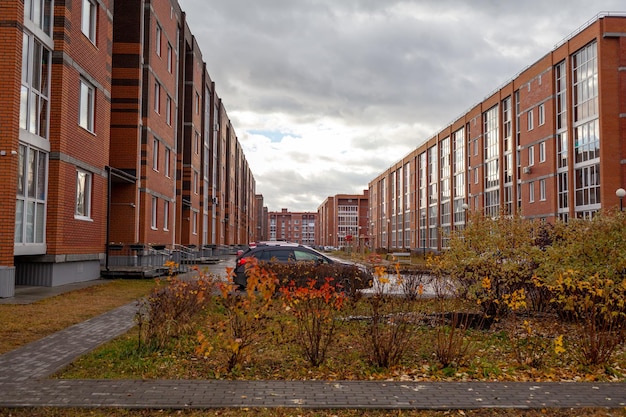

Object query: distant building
[317,191,369,249]
[267,209,317,246]
[369,13,626,252]
[255,195,268,242]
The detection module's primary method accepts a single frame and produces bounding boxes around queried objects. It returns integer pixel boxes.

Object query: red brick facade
[0,0,257,297]
[369,14,626,252]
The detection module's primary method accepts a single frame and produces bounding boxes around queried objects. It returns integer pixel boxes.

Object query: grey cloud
[180,0,625,211]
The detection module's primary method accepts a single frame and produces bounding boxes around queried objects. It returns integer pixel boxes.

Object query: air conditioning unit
[523,166,531,174]
[212,197,218,205]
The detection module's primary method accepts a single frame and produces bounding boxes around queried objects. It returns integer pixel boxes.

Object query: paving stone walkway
[1,285,626,410]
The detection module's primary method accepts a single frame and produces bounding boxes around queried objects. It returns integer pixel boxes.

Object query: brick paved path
[1,300,626,410]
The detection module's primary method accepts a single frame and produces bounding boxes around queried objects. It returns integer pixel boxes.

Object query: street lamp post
[616,188,626,211]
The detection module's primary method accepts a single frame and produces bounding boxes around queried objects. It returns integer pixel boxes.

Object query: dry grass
[0,279,156,354]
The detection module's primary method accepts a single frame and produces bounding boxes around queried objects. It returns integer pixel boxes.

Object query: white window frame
[193,171,199,194]
[528,145,535,166]
[81,0,97,44]
[155,24,162,56]
[167,43,173,73]
[195,92,200,114]
[164,148,170,177]
[154,82,160,114]
[15,144,48,248]
[540,179,546,201]
[538,103,545,126]
[166,95,172,125]
[192,211,198,235]
[75,169,92,219]
[151,196,158,229]
[163,200,169,231]
[79,78,95,132]
[539,141,546,163]
[20,32,51,139]
[152,138,159,171]
[529,181,535,203]
[527,110,534,131]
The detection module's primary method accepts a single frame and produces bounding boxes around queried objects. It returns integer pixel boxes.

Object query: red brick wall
[0,2,23,266]
[44,0,113,255]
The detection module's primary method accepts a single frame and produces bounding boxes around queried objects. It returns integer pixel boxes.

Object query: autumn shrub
[433,310,477,368]
[361,258,420,368]
[136,264,215,349]
[280,278,346,367]
[534,212,626,366]
[434,213,547,317]
[197,258,276,371]
[263,261,372,298]
[547,270,626,366]
[501,289,550,368]
[398,265,430,301]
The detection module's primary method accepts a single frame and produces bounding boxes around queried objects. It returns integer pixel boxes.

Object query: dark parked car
[233,242,372,293]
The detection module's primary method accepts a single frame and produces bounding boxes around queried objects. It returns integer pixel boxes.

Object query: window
[195,92,200,114]
[20,33,51,138]
[540,179,546,201]
[154,82,160,113]
[15,144,47,245]
[539,141,546,163]
[167,43,173,73]
[75,169,91,219]
[164,148,170,177]
[527,110,534,130]
[24,0,53,36]
[79,78,95,132]
[528,146,535,166]
[152,138,159,170]
[192,211,198,235]
[538,103,545,126]
[166,95,172,125]
[151,197,157,229]
[155,24,162,56]
[474,167,478,184]
[529,181,535,203]
[81,0,97,43]
[193,171,199,194]
[163,201,169,230]
[194,131,199,154]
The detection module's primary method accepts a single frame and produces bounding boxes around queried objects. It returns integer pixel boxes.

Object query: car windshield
[293,249,327,263]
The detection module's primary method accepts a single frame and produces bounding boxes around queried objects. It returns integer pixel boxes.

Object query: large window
[75,169,92,219]
[79,78,95,132]
[572,42,600,216]
[81,0,97,43]
[15,144,47,245]
[483,105,500,217]
[24,0,53,36]
[20,32,51,139]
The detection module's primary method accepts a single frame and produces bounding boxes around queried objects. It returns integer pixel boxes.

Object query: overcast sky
[179,1,624,212]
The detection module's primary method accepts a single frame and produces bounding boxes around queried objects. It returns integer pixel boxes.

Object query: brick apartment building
[369,13,626,252]
[0,0,256,298]
[266,209,317,246]
[317,191,369,250]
